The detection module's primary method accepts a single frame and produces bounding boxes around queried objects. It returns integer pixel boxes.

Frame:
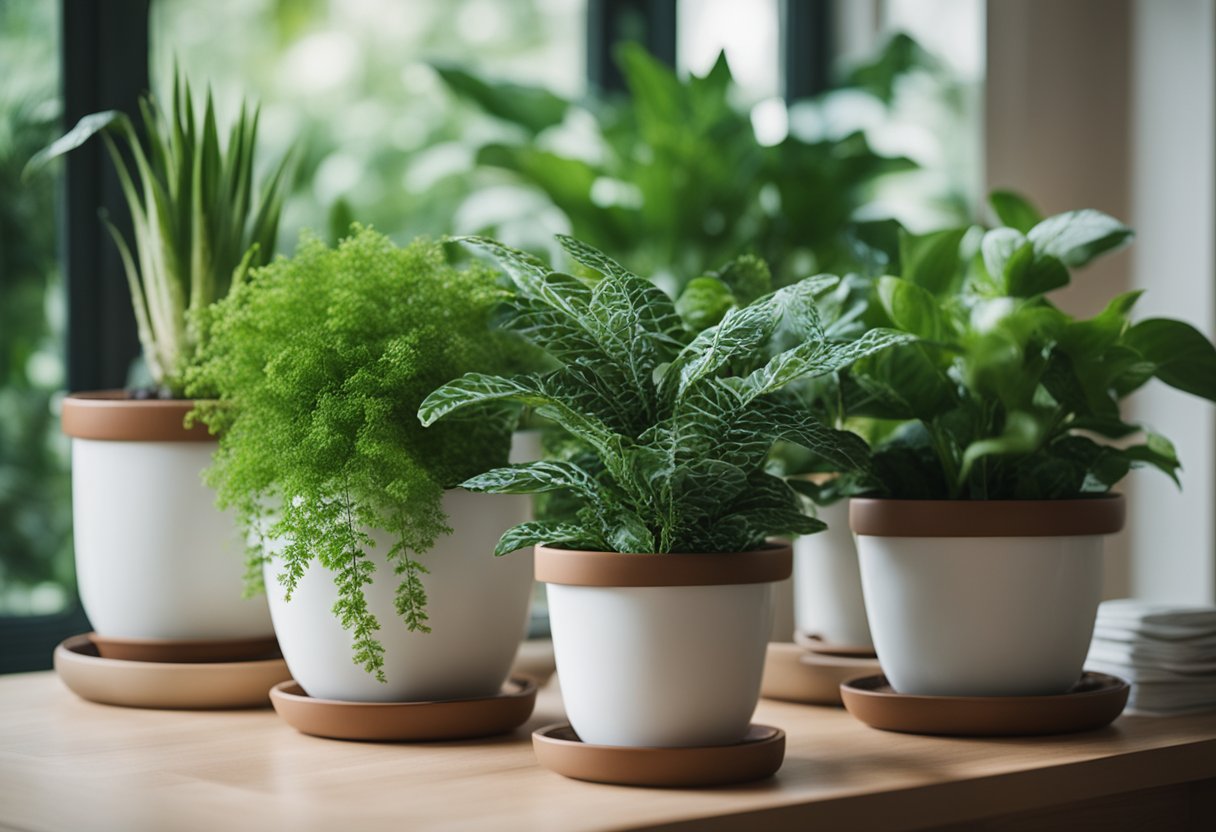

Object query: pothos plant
[188,226,539,680]
[29,74,290,396]
[418,235,912,555]
[820,192,1216,500]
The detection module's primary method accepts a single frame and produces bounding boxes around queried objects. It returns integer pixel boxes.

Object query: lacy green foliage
[29,73,289,395]
[189,226,534,679]
[435,39,915,289]
[828,192,1216,500]
[419,236,912,555]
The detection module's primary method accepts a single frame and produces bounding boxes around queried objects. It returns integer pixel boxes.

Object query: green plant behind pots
[837,192,1216,500]
[188,226,540,679]
[29,73,290,396]
[435,39,916,290]
[419,236,913,555]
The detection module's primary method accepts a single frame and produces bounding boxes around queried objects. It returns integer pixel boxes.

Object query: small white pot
[266,489,534,703]
[793,500,873,649]
[64,393,272,640]
[539,544,792,748]
[851,497,1126,697]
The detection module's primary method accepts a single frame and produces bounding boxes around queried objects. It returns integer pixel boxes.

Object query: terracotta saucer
[841,672,1130,736]
[794,630,878,659]
[761,642,882,705]
[269,677,538,742]
[89,632,281,663]
[532,723,785,787]
[54,634,290,710]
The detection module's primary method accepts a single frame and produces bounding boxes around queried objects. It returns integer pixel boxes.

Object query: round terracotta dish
[761,642,881,705]
[89,632,280,663]
[54,634,290,710]
[794,630,878,659]
[532,723,785,787]
[269,677,538,742]
[841,672,1129,736]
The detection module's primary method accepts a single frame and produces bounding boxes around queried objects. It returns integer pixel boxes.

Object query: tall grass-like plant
[30,74,289,395]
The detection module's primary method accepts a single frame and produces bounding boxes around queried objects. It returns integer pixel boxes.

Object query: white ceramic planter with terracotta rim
[264,432,541,703]
[793,500,873,650]
[850,496,1126,697]
[540,543,792,748]
[62,391,273,640]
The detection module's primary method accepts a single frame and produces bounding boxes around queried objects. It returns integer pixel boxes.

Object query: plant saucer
[269,678,538,742]
[794,630,878,659]
[841,672,1130,736]
[532,723,785,787]
[54,634,291,710]
[89,632,281,663]
[761,642,882,705]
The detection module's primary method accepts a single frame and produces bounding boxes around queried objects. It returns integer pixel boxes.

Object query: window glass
[677,0,781,103]
[151,0,586,248]
[0,0,71,616]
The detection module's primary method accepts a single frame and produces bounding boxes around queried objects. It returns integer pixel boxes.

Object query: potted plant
[843,193,1216,696]
[420,235,910,748]
[189,226,543,702]
[31,77,289,646]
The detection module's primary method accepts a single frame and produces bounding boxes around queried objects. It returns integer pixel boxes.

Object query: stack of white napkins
[1085,599,1216,716]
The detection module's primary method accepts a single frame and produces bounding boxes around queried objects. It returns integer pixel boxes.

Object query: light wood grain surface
[1,647,1215,832]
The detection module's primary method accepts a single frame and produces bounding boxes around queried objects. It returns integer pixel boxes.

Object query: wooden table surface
[2,655,1215,832]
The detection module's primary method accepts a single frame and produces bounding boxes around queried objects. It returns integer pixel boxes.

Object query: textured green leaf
[493,521,603,556]
[432,63,569,135]
[898,226,967,295]
[989,190,1042,234]
[676,276,736,332]
[1028,209,1133,268]
[743,328,915,400]
[1121,318,1216,403]
[877,275,941,339]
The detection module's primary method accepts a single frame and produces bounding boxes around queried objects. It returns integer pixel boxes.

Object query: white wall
[1127,0,1216,603]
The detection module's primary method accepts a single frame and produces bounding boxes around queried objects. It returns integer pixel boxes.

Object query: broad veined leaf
[431,64,569,135]
[980,228,1026,284]
[461,460,599,498]
[989,190,1042,234]
[877,275,941,340]
[418,371,622,456]
[1028,209,1133,268]
[1003,243,1070,297]
[742,327,915,400]
[1121,318,1216,403]
[493,521,604,556]
[1120,431,1182,485]
[898,226,968,295]
[1057,290,1143,358]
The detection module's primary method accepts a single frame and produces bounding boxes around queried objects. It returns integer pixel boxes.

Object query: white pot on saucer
[793,500,873,650]
[852,497,1125,697]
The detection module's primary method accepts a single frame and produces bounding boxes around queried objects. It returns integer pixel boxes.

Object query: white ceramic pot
[793,500,873,649]
[63,393,273,640]
[539,544,792,748]
[851,497,1126,697]
[266,489,533,702]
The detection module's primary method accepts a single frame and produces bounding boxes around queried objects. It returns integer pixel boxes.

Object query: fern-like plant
[419,236,913,555]
[30,74,289,396]
[188,226,538,679]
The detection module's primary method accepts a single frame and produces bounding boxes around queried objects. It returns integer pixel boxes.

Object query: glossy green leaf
[877,275,941,339]
[1028,209,1133,268]
[989,190,1042,233]
[1122,318,1216,402]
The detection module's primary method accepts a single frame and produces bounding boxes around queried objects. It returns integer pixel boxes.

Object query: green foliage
[836,191,1216,499]
[437,39,916,289]
[189,227,537,679]
[419,236,911,555]
[30,74,289,396]
[0,0,72,609]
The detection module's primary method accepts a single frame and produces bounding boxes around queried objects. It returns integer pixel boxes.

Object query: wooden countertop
[1,654,1215,832]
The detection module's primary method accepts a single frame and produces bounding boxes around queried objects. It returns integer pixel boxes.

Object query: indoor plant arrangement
[189,226,542,702]
[840,194,1216,696]
[31,77,288,646]
[420,234,911,749]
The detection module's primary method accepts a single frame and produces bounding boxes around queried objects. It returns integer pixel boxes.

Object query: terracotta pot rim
[534,542,793,587]
[61,389,214,442]
[849,494,1126,538]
